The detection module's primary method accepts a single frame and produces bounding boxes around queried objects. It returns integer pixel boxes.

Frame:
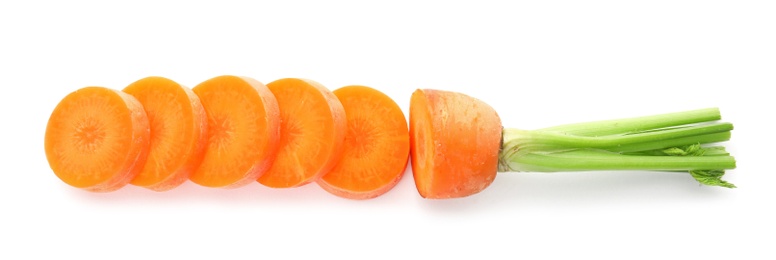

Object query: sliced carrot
[258,78,346,188]
[190,76,280,188]
[123,76,207,191]
[409,89,502,199]
[45,87,151,192]
[317,86,409,199]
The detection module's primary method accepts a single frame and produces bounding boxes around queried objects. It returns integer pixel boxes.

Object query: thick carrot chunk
[45,87,151,192]
[409,89,502,199]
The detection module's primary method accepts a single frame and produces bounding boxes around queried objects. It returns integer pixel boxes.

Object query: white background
[1,0,774,259]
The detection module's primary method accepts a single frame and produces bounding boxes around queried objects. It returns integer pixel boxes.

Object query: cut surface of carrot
[123,76,207,191]
[45,87,150,192]
[190,76,280,188]
[317,86,409,199]
[258,78,346,188]
[409,89,502,199]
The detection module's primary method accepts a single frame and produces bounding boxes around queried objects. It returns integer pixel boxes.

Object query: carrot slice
[45,87,151,192]
[409,89,502,199]
[190,76,280,188]
[317,86,409,199]
[258,78,346,188]
[123,77,207,191]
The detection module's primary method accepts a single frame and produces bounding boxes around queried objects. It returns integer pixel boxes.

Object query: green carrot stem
[505,149,736,172]
[539,108,721,136]
[502,122,732,153]
[603,132,730,153]
[625,145,730,156]
[498,108,736,188]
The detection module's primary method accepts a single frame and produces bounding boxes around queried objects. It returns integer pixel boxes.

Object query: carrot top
[499,108,736,188]
[409,88,737,199]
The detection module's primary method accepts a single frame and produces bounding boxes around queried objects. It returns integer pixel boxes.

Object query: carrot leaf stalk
[498,108,737,188]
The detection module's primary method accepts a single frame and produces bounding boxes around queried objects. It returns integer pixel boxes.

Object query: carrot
[190,75,280,188]
[258,78,346,188]
[317,86,410,199]
[410,89,737,199]
[123,76,207,191]
[45,87,150,192]
[409,89,502,199]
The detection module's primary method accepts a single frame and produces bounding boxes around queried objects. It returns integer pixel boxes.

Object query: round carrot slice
[45,87,151,192]
[410,89,502,199]
[258,78,346,188]
[123,77,207,191]
[191,76,280,188]
[317,86,409,199]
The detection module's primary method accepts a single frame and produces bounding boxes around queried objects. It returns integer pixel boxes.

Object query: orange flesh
[317,86,409,200]
[258,78,346,188]
[409,89,502,199]
[190,76,280,188]
[45,87,150,192]
[123,77,207,191]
